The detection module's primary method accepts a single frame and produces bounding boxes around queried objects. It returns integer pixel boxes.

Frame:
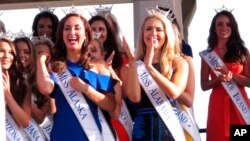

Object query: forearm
[201,77,221,91]
[36,59,54,95]
[122,62,141,102]
[5,93,31,128]
[82,84,116,112]
[232,73,250,87]
[31,104,47,124]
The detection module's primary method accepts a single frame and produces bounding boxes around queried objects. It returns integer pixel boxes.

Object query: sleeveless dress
[50,60,115,141]
[132,63,175,141]
[206,62,250,141]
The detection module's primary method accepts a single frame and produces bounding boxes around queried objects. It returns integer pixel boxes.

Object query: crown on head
[146,5,175,22]
[0,31,15,41]
[62,5,85,15]
[38,5,55,13]
[14,30,32,39]
[31,35,52,44]
[89,5,113,18]
[214,5,234,13]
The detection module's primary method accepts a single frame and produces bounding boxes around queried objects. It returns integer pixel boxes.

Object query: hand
[122,36,135,62]
[70,77,87,93]
[215,66,232,82]
[144,37,156,67]
[2,71,11,96]
[106,51,115,66]
[37,51,51,64]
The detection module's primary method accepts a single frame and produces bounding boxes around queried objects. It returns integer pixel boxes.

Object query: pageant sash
[174,101,201,141]
[24,118,46,141]
[53,69,103,141]
[39,115,53,141]
[53,68,113,141]
[118,100,133,140]
[199,49,250,124]
[136,60,186,141]
[5,111,25,141]
[97,108,116,141]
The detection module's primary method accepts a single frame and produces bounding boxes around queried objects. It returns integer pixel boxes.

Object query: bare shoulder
[173,56,189,69]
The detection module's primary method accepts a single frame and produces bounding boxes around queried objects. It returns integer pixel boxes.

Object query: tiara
[214,5,234,13]
[0,31,15,41]
[62,5,85,15]
[146,5,175,22]
[37,5,55,13]
[14,30,32,39]
[89,5,113,17]
[31,35,53,44]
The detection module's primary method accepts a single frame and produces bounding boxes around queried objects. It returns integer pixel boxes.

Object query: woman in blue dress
[36,12,116,141]
[120,8,190,141]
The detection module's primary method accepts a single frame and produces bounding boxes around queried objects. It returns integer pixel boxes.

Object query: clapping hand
[215,66,232,82]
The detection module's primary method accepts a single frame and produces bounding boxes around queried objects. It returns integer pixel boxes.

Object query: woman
[89,15,122,72]
[36,13,116,141]
[32,11,59,43]
[120,9,189,141]
[89,14,132,141]
[1,37,31,140]
[200,10,250,141]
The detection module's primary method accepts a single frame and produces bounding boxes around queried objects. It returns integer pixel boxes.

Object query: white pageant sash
[53,68,116,141]
[24,118,46,141]
[199,49,250,124]
[39,115,53,141]
[5,111,25,141]
[136,60,186,141]
[175,102,201,141]
[97,108,116,141]
[53,69,102,141]
[118,100,133,140]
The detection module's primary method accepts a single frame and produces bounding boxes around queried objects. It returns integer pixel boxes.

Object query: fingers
[106,51,115,66]
[218,71,233,82]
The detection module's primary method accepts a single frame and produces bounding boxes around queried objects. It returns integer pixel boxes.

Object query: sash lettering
[40,115,53,140]
[24,119,46,141]
[5,111,25,141]
[53,68,115,141]
[200,49,250,124]
[118,100,133,140]
[136,60,186,141]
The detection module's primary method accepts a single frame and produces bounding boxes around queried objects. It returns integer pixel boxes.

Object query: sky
[1,0,250,140]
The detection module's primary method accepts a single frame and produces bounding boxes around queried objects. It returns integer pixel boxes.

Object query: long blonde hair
[135,13,180,79]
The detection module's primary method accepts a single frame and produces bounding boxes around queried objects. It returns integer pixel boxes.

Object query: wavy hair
[135,13,179,79]
[208,10,248,63]
[89,15,122,70]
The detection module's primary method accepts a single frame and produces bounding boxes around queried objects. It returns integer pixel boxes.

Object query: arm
[146,57,189,99]
[177,56,195,107]
[108,66,122,119]
[36,52,54,95]
[119,37,141,103]
[70,77,116,112]
[200,59,222,91]
[231,55,250,87]
[4,72,31,128]
[31,103,48,124]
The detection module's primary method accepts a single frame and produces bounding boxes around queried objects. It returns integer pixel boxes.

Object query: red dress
[206,62,250,141]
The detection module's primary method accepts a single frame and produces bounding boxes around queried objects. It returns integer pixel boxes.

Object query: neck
[67,53,80,63]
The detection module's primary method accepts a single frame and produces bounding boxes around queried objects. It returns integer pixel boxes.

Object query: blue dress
[50,60,115,141]
[132,63,175,141]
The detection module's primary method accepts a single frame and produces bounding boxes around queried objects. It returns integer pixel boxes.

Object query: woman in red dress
[200,10,250,141]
